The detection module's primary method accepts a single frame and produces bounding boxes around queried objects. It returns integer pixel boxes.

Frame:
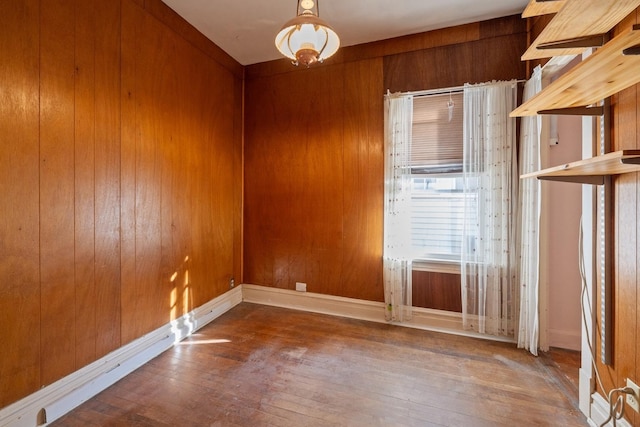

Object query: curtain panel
[518,67,543,355]
[461,81,519,337]
[383,94,413,322]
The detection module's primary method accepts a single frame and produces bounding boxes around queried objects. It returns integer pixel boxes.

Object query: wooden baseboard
[0,286,242,427]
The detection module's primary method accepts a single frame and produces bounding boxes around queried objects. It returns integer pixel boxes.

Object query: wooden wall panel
[412,271,462,312]
[39,0,77,385]
[142,0,243,78]
[93,0,122,359]
[0,0,241,407]
[594,8,640,426]
[126,4,166,342]
[120,0,138,349]
[341,59,385,301]
[233,76,244,286]
[384,34,526,93]
[245,15,526,303]
[74,0,98,367]
[119,1,238,343]
[245,65,348,296]
[0,0,41,408]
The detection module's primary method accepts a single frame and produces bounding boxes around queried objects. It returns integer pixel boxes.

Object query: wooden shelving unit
[522,0,640,60]
[511,26,640,117]
[515,0,640,184]
[520,150,640,184]
[522,0,565,19]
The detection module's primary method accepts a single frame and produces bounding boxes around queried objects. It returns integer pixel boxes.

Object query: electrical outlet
[229,278,235,288]
[627,378,640,413]
[295,282,307,292]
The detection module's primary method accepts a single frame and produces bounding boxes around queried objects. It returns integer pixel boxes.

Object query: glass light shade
[275,14,340,67]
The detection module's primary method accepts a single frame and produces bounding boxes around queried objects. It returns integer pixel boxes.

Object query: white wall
[545,114,583,350]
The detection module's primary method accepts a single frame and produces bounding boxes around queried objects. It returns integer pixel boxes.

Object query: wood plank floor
[52,303,588,426]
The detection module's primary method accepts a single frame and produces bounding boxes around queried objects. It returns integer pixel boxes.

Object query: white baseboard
[549,328,581,351]
[579,367,594,417]
[242,284,513,343]
[0,286,242,427]
[242,283,387,323]
[589,391,632,427]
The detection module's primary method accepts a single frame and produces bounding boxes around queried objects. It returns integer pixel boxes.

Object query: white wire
[578,217,606,391]
[579,216,635,426]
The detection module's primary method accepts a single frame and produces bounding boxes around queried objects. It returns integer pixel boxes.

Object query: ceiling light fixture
[275,0,340,67]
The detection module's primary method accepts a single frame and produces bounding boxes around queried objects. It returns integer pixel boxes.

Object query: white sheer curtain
[383,94,413,322]
[518,66,543,355]
[461,81,519,337]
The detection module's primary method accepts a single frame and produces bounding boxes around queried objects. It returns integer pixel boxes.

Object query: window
[410,92,474,264]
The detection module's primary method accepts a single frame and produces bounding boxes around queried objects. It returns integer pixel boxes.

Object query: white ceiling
[160,0,529,66]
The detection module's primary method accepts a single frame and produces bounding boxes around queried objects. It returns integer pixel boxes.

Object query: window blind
[411,92,463,169]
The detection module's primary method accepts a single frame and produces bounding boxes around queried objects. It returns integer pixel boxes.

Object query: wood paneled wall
[244,16,526,301]
[0,0,242,407]
[596,8,640,427]
[244,60,384,302]
[412,271,462,312]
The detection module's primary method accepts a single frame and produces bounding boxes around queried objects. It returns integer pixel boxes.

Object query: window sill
[412,259,461,274]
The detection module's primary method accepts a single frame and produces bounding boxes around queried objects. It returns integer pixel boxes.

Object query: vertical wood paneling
[94,0,122,358]
[119,0,138,347]
[233,76,244,285]
[120,0,238,342]
[614,86,637,424]
[0,0,41,408]
[244,66,347,296]
[74,0,97,367]
[341,59,384,301]
[123,8,172,342]
[39,0,77,386]
[1,0,241,406]
[412,271,462,312]
[203,63,236,304]
[384,34,526,93]
[597,9,640,426]
[159,51,177,322]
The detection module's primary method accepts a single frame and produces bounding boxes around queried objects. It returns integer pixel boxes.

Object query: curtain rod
[386,79,526,99]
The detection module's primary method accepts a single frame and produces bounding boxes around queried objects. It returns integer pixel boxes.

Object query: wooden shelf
[522,0,565,19]
[511,26,640,117]
[522,0,640,61]
[521,150,640,184]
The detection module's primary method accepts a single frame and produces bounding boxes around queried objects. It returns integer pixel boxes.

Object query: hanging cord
[578,216,606,393]
[600,387,635,427]
[579,217,636,426]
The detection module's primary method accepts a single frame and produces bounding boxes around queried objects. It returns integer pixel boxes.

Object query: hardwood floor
[52,303,588,426]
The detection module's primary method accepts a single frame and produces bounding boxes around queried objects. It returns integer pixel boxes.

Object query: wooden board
[522,0,640,60]
[520,150,640,180]
[0,0,41,408]
[522,0,565,18]
[39,0,77,386]
[74,0,98,368]
[93,0,122,358]
[511,27,640,117]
